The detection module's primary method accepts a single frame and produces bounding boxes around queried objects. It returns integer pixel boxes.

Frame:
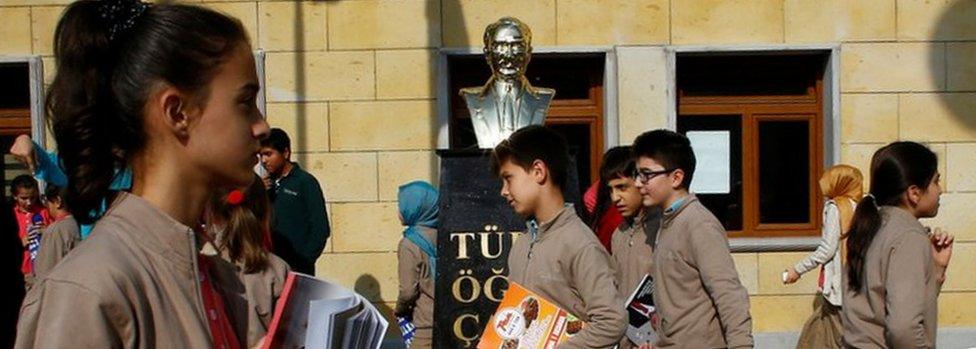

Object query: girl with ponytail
[842,142,954,348]
[16,1,269,347]
[206,175,290,348]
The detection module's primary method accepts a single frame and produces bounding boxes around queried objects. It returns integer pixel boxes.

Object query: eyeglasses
[632,168,676,183]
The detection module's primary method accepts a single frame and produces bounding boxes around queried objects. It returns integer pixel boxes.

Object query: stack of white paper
[264,272,388,349]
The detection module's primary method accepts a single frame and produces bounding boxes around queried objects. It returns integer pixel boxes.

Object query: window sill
[729,237,821,253]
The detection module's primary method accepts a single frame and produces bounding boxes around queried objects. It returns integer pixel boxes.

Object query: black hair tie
[97,0,149,41]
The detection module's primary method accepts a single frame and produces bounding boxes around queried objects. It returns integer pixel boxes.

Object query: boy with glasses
[632,130,753,349]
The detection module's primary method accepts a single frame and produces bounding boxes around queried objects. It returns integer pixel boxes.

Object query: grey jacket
[395,227,436,330]
[16,192,239,348]
[841,206,943,348]
[33,215,81,279]
[652,195,753,349]
[507,205,627,348]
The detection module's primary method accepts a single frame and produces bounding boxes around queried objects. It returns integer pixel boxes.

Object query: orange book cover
[477,282,583,349]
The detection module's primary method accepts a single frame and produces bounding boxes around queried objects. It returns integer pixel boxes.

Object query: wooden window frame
[0,56,44,143]
[677,60,825,239]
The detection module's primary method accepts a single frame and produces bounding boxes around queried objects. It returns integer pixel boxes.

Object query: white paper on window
[687,131,731,194]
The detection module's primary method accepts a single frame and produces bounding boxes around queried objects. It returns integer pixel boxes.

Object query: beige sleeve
[690,221,754,349]
[884,233,933,348]
[15,279,126,348]
[395,238,422,317]
[610,230,625,293]
[34,221,80,278]
[561,244,627,349]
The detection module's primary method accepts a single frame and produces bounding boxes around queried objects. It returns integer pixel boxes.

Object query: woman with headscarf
[394,181,439,348]
[783,165,863,349]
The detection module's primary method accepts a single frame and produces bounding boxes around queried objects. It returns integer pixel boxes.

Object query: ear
[283,147,292,160]
[530,159,549,185]
[670,169,686,190]
[158,87,192,139]
[905,184,923,207]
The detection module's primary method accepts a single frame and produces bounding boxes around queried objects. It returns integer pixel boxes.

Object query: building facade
[1,0,974,344]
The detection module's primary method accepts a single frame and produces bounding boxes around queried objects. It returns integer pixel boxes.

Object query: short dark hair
[599,146,635,181]
[632,129,696,189]
[261,128,291,153]
[11,175,39,194]
[45,184,66,202]
[490,125,570,190]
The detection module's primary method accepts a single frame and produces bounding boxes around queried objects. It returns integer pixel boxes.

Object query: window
[676,53,827,238]
[0,60,38,195]
[447,53,605,196]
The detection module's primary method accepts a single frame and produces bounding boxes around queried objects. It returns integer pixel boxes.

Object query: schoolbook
[478,282,583,349]
[623,274,657,346]
[262,272,388,349]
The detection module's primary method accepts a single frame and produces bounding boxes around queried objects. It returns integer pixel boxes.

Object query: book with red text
[477,282,583,349]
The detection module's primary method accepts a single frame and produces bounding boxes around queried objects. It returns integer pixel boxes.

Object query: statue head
[483,17,532,83]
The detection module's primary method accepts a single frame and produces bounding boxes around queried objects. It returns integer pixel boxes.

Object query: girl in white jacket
[783,165,863,349]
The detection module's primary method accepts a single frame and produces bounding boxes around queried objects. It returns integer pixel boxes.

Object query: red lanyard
[198,257,241,349]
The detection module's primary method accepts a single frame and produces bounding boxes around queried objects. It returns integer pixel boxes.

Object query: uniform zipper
[523,220,538,277]
[188,228,212,342]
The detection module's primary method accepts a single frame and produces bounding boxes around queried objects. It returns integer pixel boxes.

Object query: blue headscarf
[398,181,439,279]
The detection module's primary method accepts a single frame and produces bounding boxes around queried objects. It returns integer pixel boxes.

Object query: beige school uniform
[16,192,237,348]
[651,195,753,349]
[210,251,291,347]
[841,206,944,348]
[612,209,662,300]
[33,215,81,280]
[508,205,627,349]
[611,209,661,349]
[396,227,437,349]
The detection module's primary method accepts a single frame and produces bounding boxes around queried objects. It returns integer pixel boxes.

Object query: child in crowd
[586,150,625,253]
[9,175,51,284]
[206,176,290,348]
[843,142,953,348]
[34,185,80,279]
[492,125,626,348]
[16,1,268,347]
[600,146,661,349]
[632,129,753,348]
[394,181,439,348]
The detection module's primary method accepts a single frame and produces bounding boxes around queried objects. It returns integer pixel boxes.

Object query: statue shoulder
[459,86,487,98]
[533,87,556,96]
[526,86,555,101]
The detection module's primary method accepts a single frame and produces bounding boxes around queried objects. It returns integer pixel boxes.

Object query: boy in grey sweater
[631,130,753,349]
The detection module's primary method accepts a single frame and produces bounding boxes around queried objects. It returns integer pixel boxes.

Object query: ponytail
[47,1,123,224]
[208,176,271,273]
[845,195,881,292]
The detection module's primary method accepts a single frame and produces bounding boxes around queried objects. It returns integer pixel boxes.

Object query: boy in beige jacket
[491,125,627,348]
[632,129,753,349]
[600,146,662,349]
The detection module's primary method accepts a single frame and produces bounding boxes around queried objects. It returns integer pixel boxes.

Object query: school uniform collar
[619,209,648,232]
[527,203,575,241]
[879,205,926,235]
[661,194,697,228]
[102,192,199,268]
